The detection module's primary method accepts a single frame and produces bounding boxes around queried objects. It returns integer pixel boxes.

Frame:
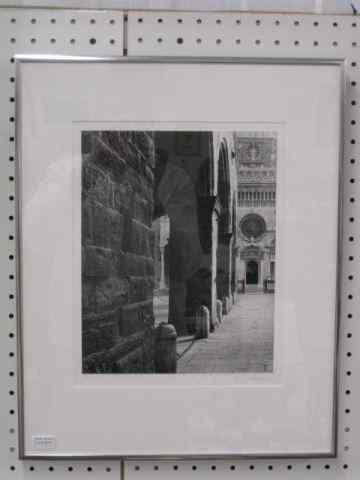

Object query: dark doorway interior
[246,260,259,285]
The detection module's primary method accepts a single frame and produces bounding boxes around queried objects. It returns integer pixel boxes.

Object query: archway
[216,141,232,303]
[246,260,259,285]
[153,132,213,336]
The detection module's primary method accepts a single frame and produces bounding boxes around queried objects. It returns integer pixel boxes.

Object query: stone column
[194,195,220,332]
[155,323,177,373]
[159,246,166,289]
[168,231,187,336]
[217,232,233,302]
[195,305,210,339]
[211,208,219,331]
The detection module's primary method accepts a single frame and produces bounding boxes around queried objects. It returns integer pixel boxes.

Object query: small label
[32,435,56,450]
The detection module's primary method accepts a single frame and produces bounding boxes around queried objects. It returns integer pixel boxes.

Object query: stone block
[113,182,134,213]
[145,257,155,276]
[108,208,125,252]
[83,161,112,206]
[82,311,119,356]
[96,321,118,351]
[121,253,154,278]
[120,215,133,252]
[114,335,155,373]
[91,201,111,248]
[82,198,94,245]
[92,143,126,180]
[222,296,231,315]
[133,194,153,225]
[134,131,155,167]
[95,276,129,311]
[82,282,97,315]
[144,165,154,184]
[82,245,118,279]
[110,331,146,358]
[82,328,98,357]
[195,305,210,339]
[155,323,177,373]
[119,299,154,337]
[84,202,124,252]
[82,307,118,330]
[123,219,152,256]
[82,316,157,373]
[131,220,147,255]
[115,345,145,373]
[128,275,154,304]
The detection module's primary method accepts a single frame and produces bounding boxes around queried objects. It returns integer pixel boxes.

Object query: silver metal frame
[15,54,345,461]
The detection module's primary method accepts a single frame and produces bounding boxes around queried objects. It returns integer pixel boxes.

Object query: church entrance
[246,260,259,285]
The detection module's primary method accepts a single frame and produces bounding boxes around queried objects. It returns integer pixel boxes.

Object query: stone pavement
[177,292,274,373]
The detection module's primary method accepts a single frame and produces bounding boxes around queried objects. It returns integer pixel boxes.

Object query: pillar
[159,246,166,289]
[217,232,233,302]
[211,208,219,331]
[155,323,177,373]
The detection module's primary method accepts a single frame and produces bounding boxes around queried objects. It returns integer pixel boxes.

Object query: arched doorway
[246,260,259,285]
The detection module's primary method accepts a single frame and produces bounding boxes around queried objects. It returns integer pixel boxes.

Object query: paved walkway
[177,293,274,373]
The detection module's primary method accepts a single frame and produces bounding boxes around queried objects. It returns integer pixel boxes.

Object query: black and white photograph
[82,130,277,374]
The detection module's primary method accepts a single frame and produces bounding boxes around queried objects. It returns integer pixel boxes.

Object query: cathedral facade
[235,132,277,292]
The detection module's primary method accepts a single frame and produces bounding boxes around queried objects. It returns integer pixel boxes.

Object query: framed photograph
[16,58,342,458]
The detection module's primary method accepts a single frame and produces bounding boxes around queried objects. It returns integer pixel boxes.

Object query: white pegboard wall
[2,9,125,55]
[0,0,356,14]
[127,10,359,57]
[0,6,358,480]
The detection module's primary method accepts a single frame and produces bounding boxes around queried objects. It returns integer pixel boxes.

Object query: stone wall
[82,131,156,373]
